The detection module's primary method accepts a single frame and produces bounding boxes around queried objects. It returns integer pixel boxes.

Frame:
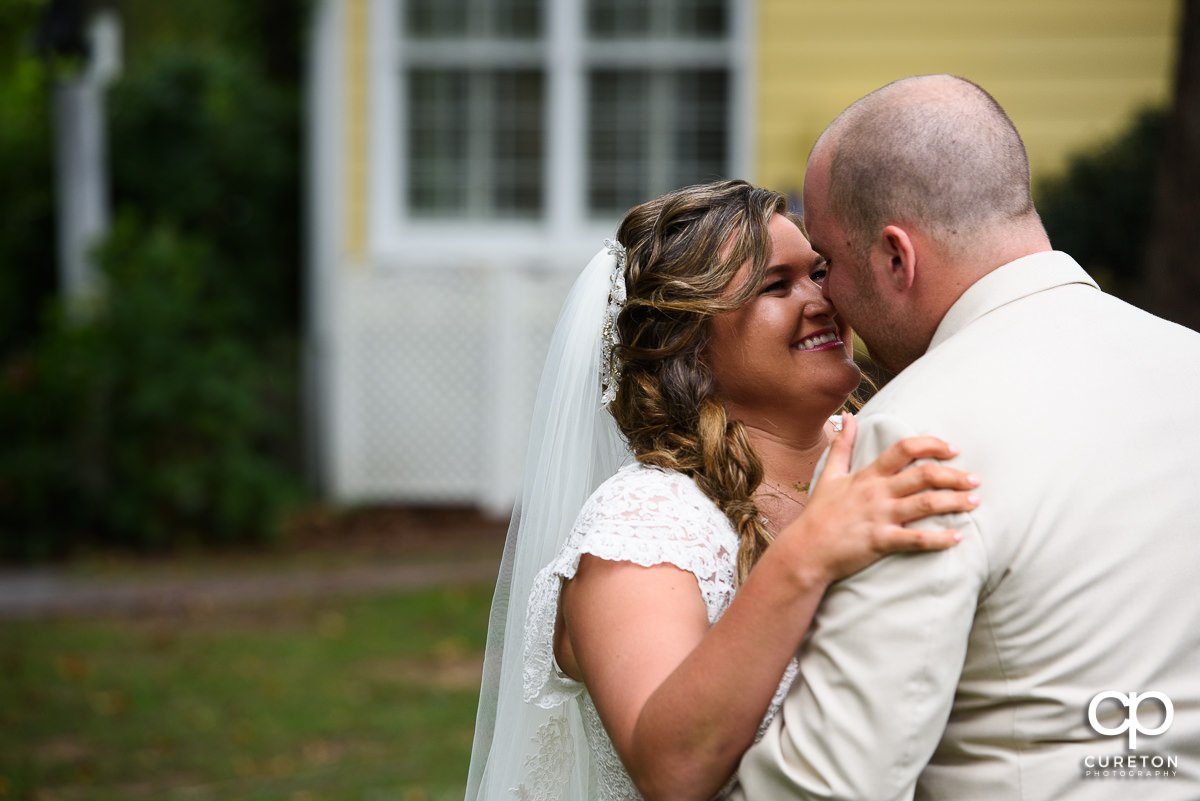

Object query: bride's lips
[793,326,844,352]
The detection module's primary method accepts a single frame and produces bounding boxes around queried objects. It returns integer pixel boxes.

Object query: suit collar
[927,251,1099,353]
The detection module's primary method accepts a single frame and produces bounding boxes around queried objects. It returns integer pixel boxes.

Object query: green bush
[0,6,308,560]
[0,52,56,357]
[107,44,301,336]
[0,314,87,561]
[0,216,301,560]
[1036,106,1166,299]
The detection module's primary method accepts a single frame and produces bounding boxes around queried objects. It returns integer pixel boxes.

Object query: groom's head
[802,74,1049,373]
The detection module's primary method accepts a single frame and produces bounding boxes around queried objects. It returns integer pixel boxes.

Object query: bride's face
[704,214,861,425]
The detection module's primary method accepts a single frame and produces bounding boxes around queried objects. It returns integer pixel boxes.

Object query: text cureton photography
[1081,754,1179,779]
[1082,691,1181,779]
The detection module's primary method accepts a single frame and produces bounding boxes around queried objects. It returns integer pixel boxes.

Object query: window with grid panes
[403,0,546,218]
[400,0,734,222]
[586,0,731,217]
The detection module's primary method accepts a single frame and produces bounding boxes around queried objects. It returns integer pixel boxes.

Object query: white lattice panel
[335,264,573,509]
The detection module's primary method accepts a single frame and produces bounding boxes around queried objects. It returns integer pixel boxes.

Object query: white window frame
[368,0,753,269]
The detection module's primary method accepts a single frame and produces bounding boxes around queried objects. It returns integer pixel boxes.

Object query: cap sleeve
[523,464,738,709]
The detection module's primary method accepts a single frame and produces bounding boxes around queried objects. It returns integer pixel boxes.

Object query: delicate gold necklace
[758,478,810,509]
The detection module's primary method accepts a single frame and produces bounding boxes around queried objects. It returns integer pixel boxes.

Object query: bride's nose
[801,280,837,318]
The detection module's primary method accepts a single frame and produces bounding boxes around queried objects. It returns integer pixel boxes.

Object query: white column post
[54,83,104,302]
[53,9,121,308]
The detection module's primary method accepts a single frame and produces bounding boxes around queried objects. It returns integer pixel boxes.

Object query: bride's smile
[705,213,861,431]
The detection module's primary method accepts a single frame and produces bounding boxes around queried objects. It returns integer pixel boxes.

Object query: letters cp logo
[1088,691,1174,749]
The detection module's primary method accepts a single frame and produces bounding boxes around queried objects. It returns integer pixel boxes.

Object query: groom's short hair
[820,75,1037,257]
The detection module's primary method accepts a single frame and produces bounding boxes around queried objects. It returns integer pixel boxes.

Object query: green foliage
[0,581,492,800]
[0,0,50,58]
[108,44,301,335]
[117,0,310,83]
[0,4,309,557]
[0,216,301,559]
[0,51,56,356]
[1035,106,1167,299]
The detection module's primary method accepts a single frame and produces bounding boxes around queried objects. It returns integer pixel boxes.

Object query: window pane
[672,0,726,37]
[492,0,543,38]
[408,68,544,218]
[671,70,728,188]
[587,0,726,38]
[587,0,650,39]
[407,0,469,37]
[491,71,544,216]
[406,0,542,39]
[588,70,651,215]
[587,68,729,216]
[408,70,469,215]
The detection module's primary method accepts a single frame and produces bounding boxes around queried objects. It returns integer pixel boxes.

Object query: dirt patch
[284,505,509,560]
[358,654,486,692]
[0,505,510,621]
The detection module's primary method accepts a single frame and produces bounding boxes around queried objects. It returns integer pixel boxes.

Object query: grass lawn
[0,579,495,801]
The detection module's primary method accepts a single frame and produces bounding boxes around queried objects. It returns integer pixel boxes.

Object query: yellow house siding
[343,0,370,264]
[755,0,1180,197]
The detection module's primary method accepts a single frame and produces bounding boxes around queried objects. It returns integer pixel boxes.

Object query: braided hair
[608,179,789,584]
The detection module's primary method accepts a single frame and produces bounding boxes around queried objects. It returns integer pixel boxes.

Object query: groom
[736,75,1200,800]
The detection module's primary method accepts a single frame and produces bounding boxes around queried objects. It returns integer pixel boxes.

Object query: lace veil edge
[464,246,631,801]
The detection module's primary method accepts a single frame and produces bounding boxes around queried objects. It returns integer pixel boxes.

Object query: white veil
[465,245,632,800]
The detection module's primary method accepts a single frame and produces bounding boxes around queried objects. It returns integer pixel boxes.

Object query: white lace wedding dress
[519,461,801,801]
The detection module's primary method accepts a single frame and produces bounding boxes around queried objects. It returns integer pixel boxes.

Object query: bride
[464,180,981,801]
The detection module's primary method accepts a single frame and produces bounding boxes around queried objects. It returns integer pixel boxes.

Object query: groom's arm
[736,412,990,801]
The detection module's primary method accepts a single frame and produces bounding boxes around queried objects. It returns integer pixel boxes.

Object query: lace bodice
[520,462,800,801]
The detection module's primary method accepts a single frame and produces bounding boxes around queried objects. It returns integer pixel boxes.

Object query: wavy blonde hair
[608,179,788,584]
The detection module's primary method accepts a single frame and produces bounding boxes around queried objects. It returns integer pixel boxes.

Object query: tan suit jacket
[735,252,1200,800]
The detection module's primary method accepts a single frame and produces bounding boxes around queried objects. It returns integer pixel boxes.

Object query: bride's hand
[777,412,980,587]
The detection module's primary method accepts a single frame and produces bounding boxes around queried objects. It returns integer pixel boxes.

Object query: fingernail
[967,474,981,486]
[967,494,981,506]
[953,531,964,542]
[948,444,961,455]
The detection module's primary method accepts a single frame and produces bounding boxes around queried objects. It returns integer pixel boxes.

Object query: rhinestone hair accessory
[600,238,626,408]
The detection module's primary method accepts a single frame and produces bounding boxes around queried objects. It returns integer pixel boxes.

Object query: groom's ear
[879,224,917,292]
